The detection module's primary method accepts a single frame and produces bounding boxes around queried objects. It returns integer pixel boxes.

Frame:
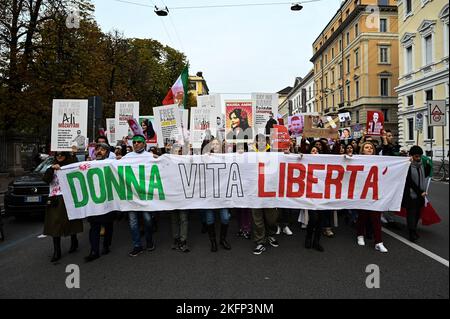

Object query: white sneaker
[375,243,388,253]
[275,225,281,235]
[301,223,307,229]
[283,226,293,236]
[357,236,365,246]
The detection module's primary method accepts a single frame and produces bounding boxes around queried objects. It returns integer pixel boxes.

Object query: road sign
[415,112,423,131]
[427,100,446,126]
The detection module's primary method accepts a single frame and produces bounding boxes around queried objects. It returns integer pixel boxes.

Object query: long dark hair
[229,109,250,131]
[141,119,156,139]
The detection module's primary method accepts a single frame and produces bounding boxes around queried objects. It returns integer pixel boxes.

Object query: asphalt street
[0,182,448,299]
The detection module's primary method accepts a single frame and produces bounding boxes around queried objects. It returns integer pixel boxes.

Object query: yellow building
[189,71,209,97]
[310,0,399,134]
[396,0,449,160]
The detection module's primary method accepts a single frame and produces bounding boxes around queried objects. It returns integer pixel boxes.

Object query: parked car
[4,156,53,218]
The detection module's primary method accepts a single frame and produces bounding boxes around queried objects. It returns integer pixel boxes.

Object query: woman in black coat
[43,152,83,262]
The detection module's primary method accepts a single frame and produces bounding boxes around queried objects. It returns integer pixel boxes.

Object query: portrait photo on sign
[338,112,351,123]
[225,101,254,143]
[288,114,304,137]
[366,111,384,136]
[339,127,352,140]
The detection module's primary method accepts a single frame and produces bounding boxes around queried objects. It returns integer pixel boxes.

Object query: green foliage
[0,0,187,135]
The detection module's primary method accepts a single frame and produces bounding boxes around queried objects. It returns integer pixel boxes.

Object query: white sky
[92,0,342,94]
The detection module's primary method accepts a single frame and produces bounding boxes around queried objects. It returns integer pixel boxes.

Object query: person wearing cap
[84,143,116,262]
[401,145,430,242]
[42,151,83,262]
[123,134,157,257]
[95,136,116,159]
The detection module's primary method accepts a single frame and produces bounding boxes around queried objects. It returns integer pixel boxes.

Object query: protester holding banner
[356,142,388,253]
[204,138,232,252]
[85,143,116,262]
[42,152,83,262]
[123,134,156,257]
[95,135,116,159]
[251,134,279,255]
[401,146,429,243]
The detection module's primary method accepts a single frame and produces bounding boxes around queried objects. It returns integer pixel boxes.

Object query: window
[425,89,433,101]
[332,47,335,59]
[340,88,344,103]
[382,108,389,122]
[407,95,414,106]
[380,47,389,63]
[325,54,328,65]
[339,39,342,51]
[325,75,328,88]
[406,46,413,73]
[346,32,350,45]
[355,23,359,37]
[406,0,412,15]
[355,80,360,99]
[356,110,360,123]
[332,94,335,108]
[309,87,312,99]
[339,63,343,79]
[346,83,351,101]
[445,22,449,56]
[424,35,432,65]
[380,78,389,96]
[346,57,351,73]
[355,49,359,67]
[380,18,387,32]
[331,69,335,83]
[408,118,414,140]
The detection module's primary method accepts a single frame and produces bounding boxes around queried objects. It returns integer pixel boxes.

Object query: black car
[4,156,53,218]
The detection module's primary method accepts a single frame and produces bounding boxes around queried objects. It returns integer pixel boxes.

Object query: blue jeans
[128,212,153,248]
[206,208,230,225]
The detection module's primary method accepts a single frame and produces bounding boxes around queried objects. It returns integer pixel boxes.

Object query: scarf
[410,160,426,199]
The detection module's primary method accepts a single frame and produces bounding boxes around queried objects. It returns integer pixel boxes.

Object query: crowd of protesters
[42,128,433,263]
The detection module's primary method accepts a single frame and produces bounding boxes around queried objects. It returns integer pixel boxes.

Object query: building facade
[396,0,449,160]
[310,0,399,134]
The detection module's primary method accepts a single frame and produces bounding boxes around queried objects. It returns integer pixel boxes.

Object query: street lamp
[291,3,303,11]
[154,6,169,16]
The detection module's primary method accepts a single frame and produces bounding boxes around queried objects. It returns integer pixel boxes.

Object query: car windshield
[33,156,54,174]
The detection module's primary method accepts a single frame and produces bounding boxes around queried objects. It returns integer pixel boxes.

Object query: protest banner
[366,111,384,136]
[115,102,139,141]
[139,116,158,146]
[51,99,88,152]
[106,118,116,146]
[252,93,279,130]
[153,104,182,147]
[57,153,410,220]
[225,100,254,143]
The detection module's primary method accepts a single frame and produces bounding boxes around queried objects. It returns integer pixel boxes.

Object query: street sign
[427,100,446,126]
[415,112,423,131]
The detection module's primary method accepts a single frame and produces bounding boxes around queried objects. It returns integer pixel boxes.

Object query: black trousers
[406,198,423,231]
[89,221,113,255]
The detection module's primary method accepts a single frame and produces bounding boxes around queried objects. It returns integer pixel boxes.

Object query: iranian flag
[162,65,189,108]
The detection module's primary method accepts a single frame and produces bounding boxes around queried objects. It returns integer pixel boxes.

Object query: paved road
[0,182,448,299]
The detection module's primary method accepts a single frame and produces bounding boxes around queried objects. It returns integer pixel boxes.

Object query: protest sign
[225,100,254,143]
[252,93,279,129]
[115,102,139,141]
[139,116,158,146]
[153,104,182,147]
[366,111,384,136]
[57,153,410,220]
[106,118,116,146]
[51,99,88,152]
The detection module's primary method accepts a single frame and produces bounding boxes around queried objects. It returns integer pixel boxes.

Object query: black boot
[68,234,78,253]
[51,237,61,262]
[408,230,418,242]
[312,230,324,252]
[220,224,231,250]
[305,227,313,249]
[207,224,217,252]
[84,251,100,262]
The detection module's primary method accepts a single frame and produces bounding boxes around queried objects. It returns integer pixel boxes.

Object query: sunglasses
[132,141,143,144]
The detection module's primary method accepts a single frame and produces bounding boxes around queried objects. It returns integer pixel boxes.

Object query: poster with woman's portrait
[339,127,352,140]
[225,100,254,143]
[139,116,158,146]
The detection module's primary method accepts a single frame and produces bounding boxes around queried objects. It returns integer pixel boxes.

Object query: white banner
[115,102,139,141]
[51,99,88,152]
[57,153,410,220]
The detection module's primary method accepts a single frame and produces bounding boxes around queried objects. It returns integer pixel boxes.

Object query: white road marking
[382,227,449,268]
